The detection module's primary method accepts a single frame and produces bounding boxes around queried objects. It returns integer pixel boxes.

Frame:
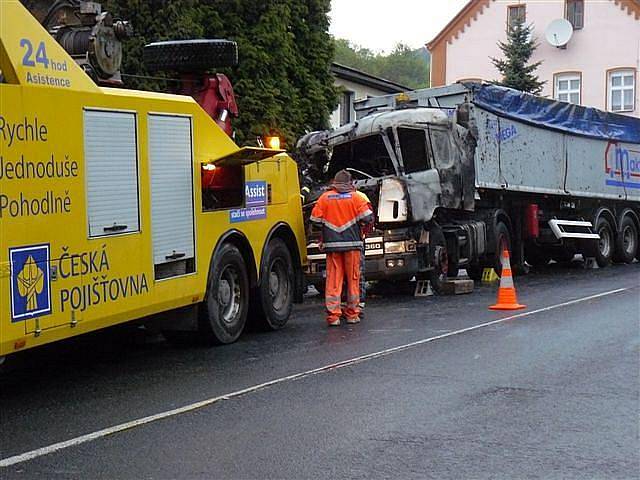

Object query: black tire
[595,216,615,268]
[427,227,449,294]
[613,216,638,264]
[465,264,483,281]
[255,239,294,330]
[312,282,325,295]
[199,243,249,345]
[446,236,460,278]
[494,221,511,276]
[552,248,576,264]
[144,39,238,73]
[525,245,551,268]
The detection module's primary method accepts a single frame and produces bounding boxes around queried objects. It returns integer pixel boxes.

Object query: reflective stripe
[500,272,514,288]
[324,240,363,248]
[357,209,373,221]
[323,217,358,233]
[309,215,322,224]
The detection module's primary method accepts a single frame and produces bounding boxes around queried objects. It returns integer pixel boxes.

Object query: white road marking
[0,286,632,468]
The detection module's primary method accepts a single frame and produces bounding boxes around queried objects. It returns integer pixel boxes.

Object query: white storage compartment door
[84,110,140,237]
[148,114,195,266]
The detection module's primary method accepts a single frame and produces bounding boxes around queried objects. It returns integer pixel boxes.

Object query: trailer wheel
[494,221,511,275]
[255,238,294,330]
[613,216,638,264]
[427,227,449,294]
[525,245,551,268]
[200,243,249,344]
[144,39,238,72]
[552,248,576,264]
[595,216,614,268]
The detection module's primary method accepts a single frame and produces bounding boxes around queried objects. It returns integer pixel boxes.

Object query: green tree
[334,39,429,89]
[102,0,336,146]
[491,20,544,94]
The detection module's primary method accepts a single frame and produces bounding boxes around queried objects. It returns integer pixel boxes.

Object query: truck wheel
[613,216,638,264]
[525,245,550,268]
[494,221,511,275]
[200,243,249,344]
[595,216,614,268]
[256,238,294,330]
[552,248,576,264]
[465,265,483,281]
[144,39,238,72]
[427,228,449,294]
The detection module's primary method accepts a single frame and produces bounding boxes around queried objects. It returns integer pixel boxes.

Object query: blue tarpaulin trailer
[299,83,639,291]
[355,83,640,202]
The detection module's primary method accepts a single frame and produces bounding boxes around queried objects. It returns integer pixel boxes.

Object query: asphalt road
[0,262,639,479]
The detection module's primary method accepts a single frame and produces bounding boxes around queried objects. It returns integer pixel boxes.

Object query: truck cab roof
[332,107,451,141]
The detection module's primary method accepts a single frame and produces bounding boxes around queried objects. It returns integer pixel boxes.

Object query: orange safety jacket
[310,187,373,252]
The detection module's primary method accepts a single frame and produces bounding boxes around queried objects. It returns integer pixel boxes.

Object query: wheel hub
[218,266,240,324]
[622,226,635,255]
[599,227,611,257]
[218,279,231,306]
[268,259,288,311]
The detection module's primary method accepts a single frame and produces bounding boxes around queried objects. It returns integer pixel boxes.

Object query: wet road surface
[1,262,639,479]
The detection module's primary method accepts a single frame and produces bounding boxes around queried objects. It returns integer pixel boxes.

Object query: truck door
[428,126,463,209]
[147,114,195,280]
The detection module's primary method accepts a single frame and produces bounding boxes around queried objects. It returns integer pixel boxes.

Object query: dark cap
[333,169,352,184]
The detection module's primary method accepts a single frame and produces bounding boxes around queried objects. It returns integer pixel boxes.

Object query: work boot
[327,318,341,327]
[346,316,360,324]
[358,302,365,318]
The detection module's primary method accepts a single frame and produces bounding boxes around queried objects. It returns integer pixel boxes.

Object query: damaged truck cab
[299,107,484,292]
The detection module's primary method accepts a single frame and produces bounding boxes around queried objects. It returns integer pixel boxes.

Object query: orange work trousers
[325,250,361,323]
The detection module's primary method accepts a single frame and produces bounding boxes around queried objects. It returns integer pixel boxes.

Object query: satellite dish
[545,18,573,48]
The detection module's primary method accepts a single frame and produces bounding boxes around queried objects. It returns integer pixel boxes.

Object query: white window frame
[608,69,636,113]
[340,90,355,126]
[554,73,581,105]
[507,4,526,30]
[565,0,584,30]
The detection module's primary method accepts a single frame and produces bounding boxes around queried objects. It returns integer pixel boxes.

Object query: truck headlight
[384,241,406,254]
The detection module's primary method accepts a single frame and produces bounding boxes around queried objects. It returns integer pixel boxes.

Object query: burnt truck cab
[298,107,481,291]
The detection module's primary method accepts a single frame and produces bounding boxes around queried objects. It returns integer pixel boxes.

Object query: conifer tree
[491,20,544,94]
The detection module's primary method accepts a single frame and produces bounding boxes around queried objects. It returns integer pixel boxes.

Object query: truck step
[548,219,600,240]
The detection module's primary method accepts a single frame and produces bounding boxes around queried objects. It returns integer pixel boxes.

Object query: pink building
[427,0,640,117]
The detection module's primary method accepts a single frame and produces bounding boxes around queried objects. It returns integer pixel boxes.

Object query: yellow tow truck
[0,0,307,360]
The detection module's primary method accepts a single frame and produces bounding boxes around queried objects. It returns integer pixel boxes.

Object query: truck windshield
[328,134,395,178]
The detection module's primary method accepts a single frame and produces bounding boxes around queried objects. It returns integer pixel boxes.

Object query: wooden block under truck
[0,1,307,363]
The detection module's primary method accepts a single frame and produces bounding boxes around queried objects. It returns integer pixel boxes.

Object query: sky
[329,0,469,53]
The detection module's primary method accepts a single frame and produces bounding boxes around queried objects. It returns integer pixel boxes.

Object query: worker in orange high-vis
[310,170,373,326]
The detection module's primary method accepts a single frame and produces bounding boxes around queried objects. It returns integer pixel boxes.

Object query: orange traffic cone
[489,249,526,310]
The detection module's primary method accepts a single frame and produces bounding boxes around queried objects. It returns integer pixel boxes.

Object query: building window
[507,4,526,29]
[608,69,636,112]
[340,90,354,126]
[554,73,581,104]
[565,0,584,29]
